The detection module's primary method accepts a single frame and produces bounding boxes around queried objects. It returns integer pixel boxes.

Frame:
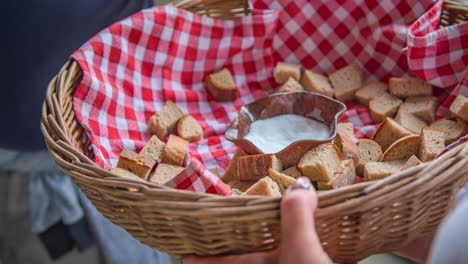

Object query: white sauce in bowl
[244,114,330,153]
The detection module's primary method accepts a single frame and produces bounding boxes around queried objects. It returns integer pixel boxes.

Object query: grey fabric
[0,149,84,234]
[79,191,172,264]
[429,190,468,264]
[29,173,84,233]
[0,174,88,264]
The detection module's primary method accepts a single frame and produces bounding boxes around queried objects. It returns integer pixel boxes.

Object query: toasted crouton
[355,81,388,106]
[369,93,403,123]
[109,168,145,182]
[205,68,238,101]
[298,143,342,182]
[329,64,363,102]
[373,118,412,151]
[356,139,383,176]
[117,150,155,180]
[401,155,423,171]
[282,166,302,178]
[389,77,432,98]
[430,118,465,145]
[237,154,283,181]
[399,96,438,122]
[395,109,428,134]
[221,151,247,183]
[228,180,257,192]
[364,160,405,181]
[177,115,203,142]
[275,77,304,93]
[317,160,356,190]
[148,101,184,139]
[160,135,189,166]
[139,135,165,162]
[419,128,446,162]
[300,70,334,98]
[336,122,358,143]
[150,164,185,185]
[334,133,359,165]
[274,62,301,84]
[449,95,468,121]
[267,169,296,194]
[244,177,281,196]
[381,134,420,161]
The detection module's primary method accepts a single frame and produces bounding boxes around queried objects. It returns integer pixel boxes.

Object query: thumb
[279,177,331,264]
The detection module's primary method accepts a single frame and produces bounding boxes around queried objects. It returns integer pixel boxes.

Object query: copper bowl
[225,91,346,167]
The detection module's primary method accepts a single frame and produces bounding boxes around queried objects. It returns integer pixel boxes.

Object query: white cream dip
[244,114,330,153]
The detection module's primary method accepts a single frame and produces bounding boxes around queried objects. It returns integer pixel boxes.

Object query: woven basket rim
[40,0,468,260]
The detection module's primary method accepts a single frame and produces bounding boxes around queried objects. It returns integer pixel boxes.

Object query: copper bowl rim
[225,91,347,156]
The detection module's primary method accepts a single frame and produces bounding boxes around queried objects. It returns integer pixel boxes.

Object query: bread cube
[317,159,356,190]
[177,115,203,142]
[381,134,420,161]
[355,81,388,106]
[389,77,432,98]
[282,166,301,178]
[244,177,281,196]
[395,109,428,134]
[401,155,423,171]
[237,154,283,181]
[300,70,334,98]
[364,160,405,181]
[400,96,438,122]
[150,164,185,185]
[336,122,358,143]
[369,93,403,123]
[298,143,342,182]
[117,150,155,180]
[148,101,184,139]
[139,135,165,162]
[275,77,304,93]
[205,68,238,101]
[430,118,465,145]
[356,139,383,176]
[274,62,301,84]
[418,127,446,162]
[373,118,412,151]
[329,64,363,102]
[449,95,468,121]
[161,134,189,166]
[267,169,296,194]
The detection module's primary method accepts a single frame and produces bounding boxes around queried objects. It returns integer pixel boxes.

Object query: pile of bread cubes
[218,62,467,196]
[109,101,204,184]
[109,60,468,196]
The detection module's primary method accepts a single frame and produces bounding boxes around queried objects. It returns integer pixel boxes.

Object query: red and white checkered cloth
[72,0,468,196]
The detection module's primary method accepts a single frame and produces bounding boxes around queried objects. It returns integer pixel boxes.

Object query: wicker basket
[41,0,468,262]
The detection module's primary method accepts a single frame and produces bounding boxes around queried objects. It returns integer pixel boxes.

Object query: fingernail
[287,176,312,193]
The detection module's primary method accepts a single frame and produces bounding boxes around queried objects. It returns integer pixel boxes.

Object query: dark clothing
[3,0,152,151]
[38,219,94,260]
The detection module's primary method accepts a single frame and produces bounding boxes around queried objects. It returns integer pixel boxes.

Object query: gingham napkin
[72,0,468,196]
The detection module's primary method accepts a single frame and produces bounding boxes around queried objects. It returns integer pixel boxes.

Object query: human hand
[184,177,332,264]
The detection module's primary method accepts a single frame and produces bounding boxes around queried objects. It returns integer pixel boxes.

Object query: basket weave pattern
[41,1,468,262]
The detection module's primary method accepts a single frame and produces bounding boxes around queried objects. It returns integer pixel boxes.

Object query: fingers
[280,177,331,264]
